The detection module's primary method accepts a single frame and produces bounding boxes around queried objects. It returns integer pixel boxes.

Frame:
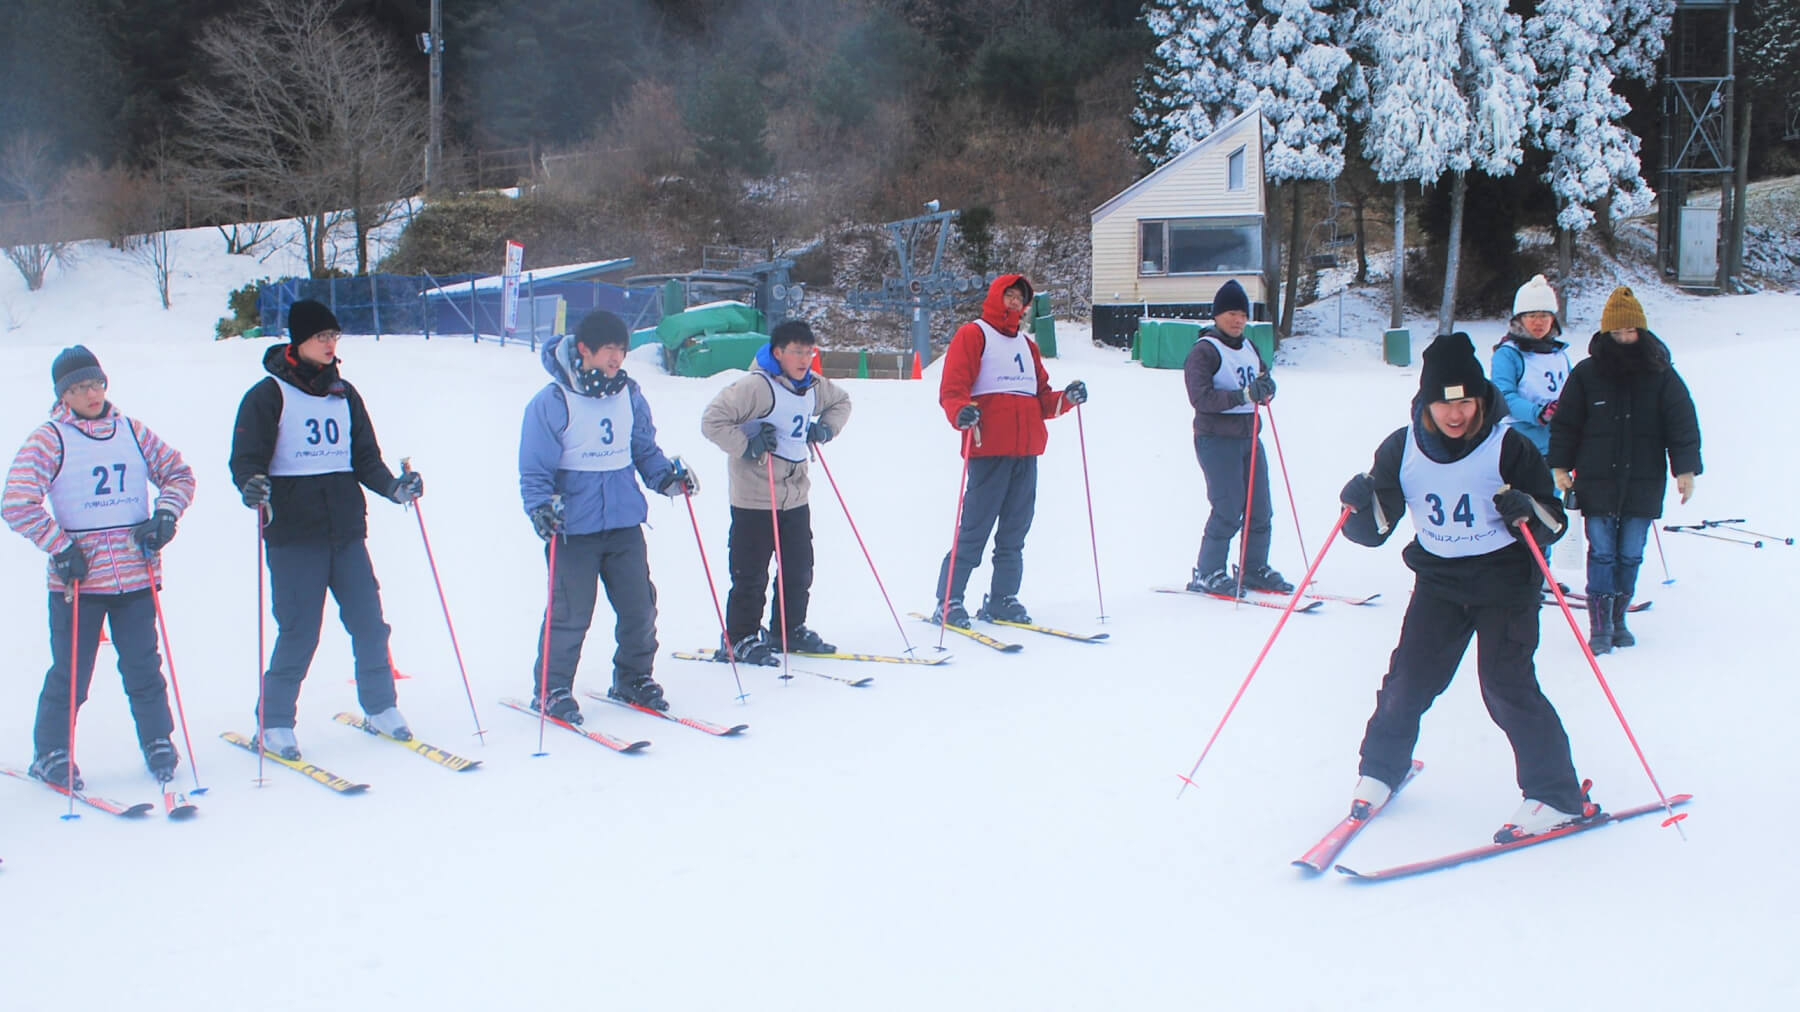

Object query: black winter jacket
[228,344,400,545]
[1344,381,1565,608]
[1546,330,1702,518]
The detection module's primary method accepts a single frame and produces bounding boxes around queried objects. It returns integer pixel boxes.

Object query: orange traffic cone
[810,347,823,377]
[389,649,412,680]
[911,351,923,380]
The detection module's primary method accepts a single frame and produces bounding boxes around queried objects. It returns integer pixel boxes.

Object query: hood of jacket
[1498,330,1567,355]
[1409,379,1506,464]
[752,343,816,393]
[978,273,1029,335]
[1587,328,1671,378]
[264,342,344,397]
[48,398,123,437]
[541,334,588,393]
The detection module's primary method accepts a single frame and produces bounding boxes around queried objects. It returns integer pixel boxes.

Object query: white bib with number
[1200,335,1261,415]
[969,320,1037,397]
[268,378,353,476]
[1400,423,1512,559]
[48,420,152,532]
[739,375,816,464]
[560,388,634,472]
[1513,347,1571,405]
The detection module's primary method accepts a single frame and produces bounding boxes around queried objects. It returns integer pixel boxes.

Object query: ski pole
[936,429,975,650]
[1652,524,1675,583]
[63,577,81,819]
[253,506,269,785]
[681,485,747,702]
[403,467,487,741]
[812,444,916,653]
[1716,523,1791,545]
[765,456,792,683]
[1073,404,1107,622]
[1233,404,1263,604]
[1521,523,1687,836]
[1261,402,1309,566]
[534,497,561,756]
[1662,525,1761,548]
[1178,506,1352,798]
[148,577,205,795]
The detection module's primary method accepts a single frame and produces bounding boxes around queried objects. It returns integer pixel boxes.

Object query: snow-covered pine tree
[1527,0,1654,311]
[1131,0,1257,166]
[1602,0,1674,83]
[1355,0,1465,329]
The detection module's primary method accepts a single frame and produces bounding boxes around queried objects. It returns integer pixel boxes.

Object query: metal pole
[427,0,443,193]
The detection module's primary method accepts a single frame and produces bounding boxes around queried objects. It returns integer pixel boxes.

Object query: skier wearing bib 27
[5,346,196,788]
[701,320,852,664]
[229,300,420,759]
[933,274,1086,628]
[519,311,697,722]
[1337,333,1597,843]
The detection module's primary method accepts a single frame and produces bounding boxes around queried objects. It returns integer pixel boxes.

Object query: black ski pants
[1358,590,1586,812]
[35,589,173,757]
[726,504,813,640]
[533,527,658,696]
[1194,433,1272,577]
[260,538,395,729]
[936,455,1037,607]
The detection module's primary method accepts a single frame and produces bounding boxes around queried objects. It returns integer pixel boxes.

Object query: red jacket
[938,274,1071,458]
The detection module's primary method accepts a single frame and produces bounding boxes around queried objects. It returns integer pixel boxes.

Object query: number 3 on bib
[1424,492,1475,528]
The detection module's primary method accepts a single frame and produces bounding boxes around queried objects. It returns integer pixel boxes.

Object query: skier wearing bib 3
[932,274,1086,629]
[1337,333,1596,843]
[701,319,852,663]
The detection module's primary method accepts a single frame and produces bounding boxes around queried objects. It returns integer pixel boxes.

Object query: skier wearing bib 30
[1337,333,1596,843]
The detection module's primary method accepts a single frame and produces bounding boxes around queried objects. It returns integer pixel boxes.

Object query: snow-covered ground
[2,228,1797,1010]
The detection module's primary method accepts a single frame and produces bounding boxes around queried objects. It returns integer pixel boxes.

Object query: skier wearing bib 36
[229,299,419,758]
[701,319,851,663]
[932,273,1086,628]
[1337,333,1596,843]
[5,346,196,788]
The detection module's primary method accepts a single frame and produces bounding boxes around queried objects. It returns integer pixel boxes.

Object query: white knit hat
[1512,274,1559,319]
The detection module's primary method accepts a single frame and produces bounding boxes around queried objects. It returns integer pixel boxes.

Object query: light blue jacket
[1491,337,1570,455]
[518,335,675,535]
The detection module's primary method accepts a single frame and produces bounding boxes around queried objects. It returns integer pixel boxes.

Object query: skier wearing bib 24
[4,346,196,789]
[229,300,421,759]
[1336,333,1596,843]
[933,274,1086,628]
[700,320,852,663]
[519,311,697,722]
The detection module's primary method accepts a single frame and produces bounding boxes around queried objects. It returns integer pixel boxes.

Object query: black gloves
[806,420,833,444]
[954,404,981,430]
[1340,473,1375,513]
[1064,380,1088,406]
[241,474,271,509]
[1494,489,1535,527]
[132,509,178,553]
[1245,371,1276,405]
[530,501,564,541]
[52,543,88,583]
[658,456,700,497]
[389,470,424,504]
[743,422,779,460]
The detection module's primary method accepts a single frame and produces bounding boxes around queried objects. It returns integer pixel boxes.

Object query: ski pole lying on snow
[1177,506,1353,799]
[1663,525,1764,548]
[1520,523,1687,836]
[401,462,487,741]
[813,444,917,654]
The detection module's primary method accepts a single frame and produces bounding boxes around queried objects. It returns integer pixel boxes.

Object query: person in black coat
[1546,286,1702,653]
[1338,333,1593,842]
[228,300,423,759]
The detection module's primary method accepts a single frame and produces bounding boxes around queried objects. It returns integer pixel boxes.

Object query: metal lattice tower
[845,207,992,365]
[1658,0,1738,289]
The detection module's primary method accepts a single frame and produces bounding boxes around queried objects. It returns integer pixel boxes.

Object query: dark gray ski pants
[1194,433,1272,576]
[532,527,658,696]
[936,455,1037,606]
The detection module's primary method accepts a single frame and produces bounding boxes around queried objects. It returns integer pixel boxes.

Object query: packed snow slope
[2,231,1796,1010]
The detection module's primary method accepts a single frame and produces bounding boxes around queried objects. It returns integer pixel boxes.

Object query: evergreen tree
[1131,0,1256,166]
[1602,0,1674,82]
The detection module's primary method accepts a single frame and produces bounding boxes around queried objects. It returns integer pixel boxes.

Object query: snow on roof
[421,257,635,297]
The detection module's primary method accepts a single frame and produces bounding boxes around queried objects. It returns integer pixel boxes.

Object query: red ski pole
[1520,523,1687,835]
[534,498,561,756]
[404,474,487,741]
[1074,404,1107,622]
[765,458,791,682]
[1178,506,1352,798]
[1261,402,1310,565]
[812,443,916,653]
[936,428,975,650]
[148,577,205,794]
[1233,404,1263,603]
[680,486,747,701]
[62,577,81,819]
[253,506,269,785]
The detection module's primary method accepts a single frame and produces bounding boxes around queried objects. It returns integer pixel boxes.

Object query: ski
[1152,588,1323,612]
[1292,760,1423,872]
[219,732,371,794]
[908,612,1022,652]
[498,698,650,753]
[1334,793,1693,882]
[0,766,155,817]
[1250,587,1381,606]
[670,651,875,686]
[1547,595,1652,613]
[162,789,198,819]
[980,618,1110,642]
[793,649,950,665]
[584,691,748,736]
[333,712,482,771]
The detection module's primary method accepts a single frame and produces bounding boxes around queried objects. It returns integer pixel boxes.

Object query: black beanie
[1419,332,1487,402]
[287,299,341,344]
[1212,279,1249,317]
[53,345,106,397]
[575,310,630,350]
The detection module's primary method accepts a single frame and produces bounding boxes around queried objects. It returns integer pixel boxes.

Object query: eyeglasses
[67,380,107,396]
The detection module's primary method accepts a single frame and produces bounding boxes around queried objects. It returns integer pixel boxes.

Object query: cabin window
[1227,146,1246,190]
[1139,221,1167,274]
[1137,216,1262,275]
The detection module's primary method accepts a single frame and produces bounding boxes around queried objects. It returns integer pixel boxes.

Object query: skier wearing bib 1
[933,273,1086,628]
[229,299,421,759]
[4,346,196,789]
[1336,333,1596,843]
[701,320,852,663]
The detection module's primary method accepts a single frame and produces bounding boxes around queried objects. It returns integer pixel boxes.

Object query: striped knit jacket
[3,401,196,595]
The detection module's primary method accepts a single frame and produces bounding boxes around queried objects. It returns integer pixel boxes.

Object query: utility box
[1133,318,1203,369]
[1031,293,1058,358]
[1245,322,1275,367]
[1383,328,1410,367]
[1677,204,1720,288]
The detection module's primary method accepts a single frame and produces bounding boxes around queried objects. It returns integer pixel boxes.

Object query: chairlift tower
[845,206,993,367]
[1658,0,1738,290]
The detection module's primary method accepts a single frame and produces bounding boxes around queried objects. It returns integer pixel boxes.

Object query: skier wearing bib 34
[229,299,419,758]
[932,273,1086,628]
[1337,333,1596,843]
[701,319,851,663]
[5,346,196,788]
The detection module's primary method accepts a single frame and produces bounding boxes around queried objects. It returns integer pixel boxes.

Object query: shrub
[215,279,266,339]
